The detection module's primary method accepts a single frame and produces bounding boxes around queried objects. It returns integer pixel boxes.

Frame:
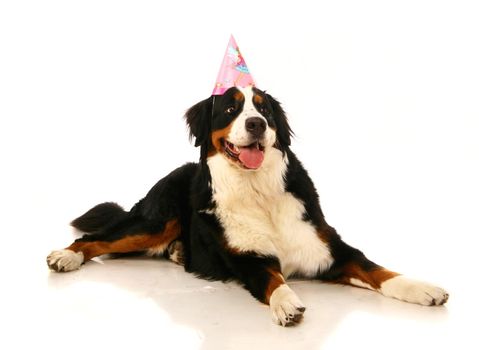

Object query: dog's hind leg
[47,219,181,272]
[47,163,196,272]
[165,240,185,265]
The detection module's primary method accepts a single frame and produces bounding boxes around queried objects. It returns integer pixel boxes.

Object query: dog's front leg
[326,249,449,306]
[228,253,305,326]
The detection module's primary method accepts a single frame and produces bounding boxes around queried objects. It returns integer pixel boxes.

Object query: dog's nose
[245,117,266,138]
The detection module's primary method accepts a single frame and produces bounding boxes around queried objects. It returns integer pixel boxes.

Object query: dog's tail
[71,202,129,235]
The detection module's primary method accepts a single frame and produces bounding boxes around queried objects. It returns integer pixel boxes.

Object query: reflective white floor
[3,247,475,350]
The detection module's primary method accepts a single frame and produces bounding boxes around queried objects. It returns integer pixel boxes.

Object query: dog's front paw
[269,284,306,326]
[47,249,84,272]
[380,276,449,306]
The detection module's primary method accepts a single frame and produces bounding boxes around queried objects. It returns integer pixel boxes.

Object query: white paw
[380,276,449,306]
[269,284,306,326]
[47,249,84,272]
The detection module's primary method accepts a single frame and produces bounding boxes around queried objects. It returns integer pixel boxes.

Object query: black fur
[185,97,212,148]
[265,92,293,148]
[71,202,127,234]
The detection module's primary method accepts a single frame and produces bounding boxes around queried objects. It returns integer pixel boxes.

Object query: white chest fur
[207,150,333,278]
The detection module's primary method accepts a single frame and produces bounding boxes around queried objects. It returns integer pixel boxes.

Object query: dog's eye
[225,106,236,114]
[260,106,268,115]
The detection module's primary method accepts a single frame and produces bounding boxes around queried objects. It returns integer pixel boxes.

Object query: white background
[1,1,478,349]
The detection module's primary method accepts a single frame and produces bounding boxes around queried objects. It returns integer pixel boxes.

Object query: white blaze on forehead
[238,86,257,116]
[228,86,276,147]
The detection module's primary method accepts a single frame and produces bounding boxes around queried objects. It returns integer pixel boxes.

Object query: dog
[47,86,449,326]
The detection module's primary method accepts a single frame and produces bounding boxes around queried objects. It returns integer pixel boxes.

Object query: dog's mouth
[223,140,265,170]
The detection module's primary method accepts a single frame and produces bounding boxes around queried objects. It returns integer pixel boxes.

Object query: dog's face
[185,86,292,170]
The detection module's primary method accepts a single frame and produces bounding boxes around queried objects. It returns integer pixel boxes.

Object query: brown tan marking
[338,262,399,290]
[316,228,334,244]
[253,93,264,104]
[265,268,286,304]
[233,90,245,101]
[66,219,181,261]
[209,124,233,157]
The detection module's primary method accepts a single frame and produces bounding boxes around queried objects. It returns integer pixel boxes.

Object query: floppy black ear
[266,93,293,147]
[184,97,213,147]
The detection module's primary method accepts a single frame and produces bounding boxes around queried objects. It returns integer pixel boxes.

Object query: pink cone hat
[212,35,256,95]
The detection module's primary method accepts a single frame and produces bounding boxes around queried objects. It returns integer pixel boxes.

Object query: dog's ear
[184,97,213,147]
[266,93,293,147]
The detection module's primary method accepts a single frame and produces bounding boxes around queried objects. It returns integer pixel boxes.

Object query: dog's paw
[380,276,449,306]
[167,240,185,266]
[47,249,84,272]
[269,284,306,326]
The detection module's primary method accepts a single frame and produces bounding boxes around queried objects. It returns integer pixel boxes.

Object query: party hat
[212,35,256,95]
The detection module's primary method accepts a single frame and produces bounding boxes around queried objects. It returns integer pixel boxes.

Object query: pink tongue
[238,147,265,169]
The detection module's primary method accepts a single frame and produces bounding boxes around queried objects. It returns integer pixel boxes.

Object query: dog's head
[185,86,292,170]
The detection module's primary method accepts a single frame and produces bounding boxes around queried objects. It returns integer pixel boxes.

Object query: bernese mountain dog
[47,86,449,326]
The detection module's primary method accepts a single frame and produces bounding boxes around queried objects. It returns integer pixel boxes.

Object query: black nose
[245,117,266,138]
